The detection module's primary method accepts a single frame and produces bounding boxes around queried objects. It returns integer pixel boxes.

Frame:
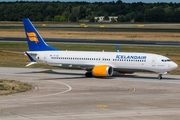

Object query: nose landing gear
[158,74,162,80]
[158,72,168,80]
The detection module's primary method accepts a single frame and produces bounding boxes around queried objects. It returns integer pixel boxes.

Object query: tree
[174,7,180,22]
[125,13,131,22]
[118,15,125,22]
[68,14,77,22]
[63,11,71,21]
[116,0,122,4]
[97,11,103,16]
[72,7,79,17]
[0,1,179,22]
[0,4,5,21]
[111,13,116,16]
[129,12,136,20]
[45,5,55,18]
[104,14,109,20]
[86,8,92,16]
[46,15,52,21]
[164,6,173,22]
[54,15,66,22]
[77,5,87,20]
[135,12,144,22]
[145,6,164,22]
[87,15,94,22]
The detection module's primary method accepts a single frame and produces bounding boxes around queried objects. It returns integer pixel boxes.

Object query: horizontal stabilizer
[26,62,36,67]
[25,52,36,67]
[3,50,25,54]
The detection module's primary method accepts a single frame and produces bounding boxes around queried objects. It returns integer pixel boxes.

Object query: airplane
[15,18,179,79]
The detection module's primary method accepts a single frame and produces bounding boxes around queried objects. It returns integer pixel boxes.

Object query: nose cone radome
[172,62,178,70]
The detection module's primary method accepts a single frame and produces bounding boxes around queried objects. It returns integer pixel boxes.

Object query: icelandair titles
[116,55,147,59]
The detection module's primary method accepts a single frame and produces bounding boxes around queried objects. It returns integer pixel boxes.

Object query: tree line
[0,0,180,22]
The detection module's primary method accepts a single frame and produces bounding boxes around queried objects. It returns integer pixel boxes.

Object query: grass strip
[0,80,32,95]
[0,29,180,41]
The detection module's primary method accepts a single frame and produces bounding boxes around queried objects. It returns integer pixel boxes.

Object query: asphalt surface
[0,67,180,120]
[0,37,180,47]
[1,25,180,31]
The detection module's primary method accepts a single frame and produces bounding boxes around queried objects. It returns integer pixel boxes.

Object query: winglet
[25,52,36,67]
[116,45,120,52]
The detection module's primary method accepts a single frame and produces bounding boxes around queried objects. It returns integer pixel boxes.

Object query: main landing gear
[85,72,92,77]
[158,74,162,80]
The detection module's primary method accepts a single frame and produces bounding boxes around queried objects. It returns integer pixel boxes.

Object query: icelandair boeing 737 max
[21,18,178,79]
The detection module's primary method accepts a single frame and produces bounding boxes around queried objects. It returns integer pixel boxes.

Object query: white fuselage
[27,51,178,74]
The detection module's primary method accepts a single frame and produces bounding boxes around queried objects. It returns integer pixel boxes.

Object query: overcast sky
[0,0,179,3]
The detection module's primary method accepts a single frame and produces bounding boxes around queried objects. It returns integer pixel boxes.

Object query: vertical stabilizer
[23,18,59,51]
[116,45,120,52]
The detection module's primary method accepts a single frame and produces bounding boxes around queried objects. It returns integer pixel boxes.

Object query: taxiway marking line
[96,105,109,107]
[0,80,72,101]
[23,80,72,99]
[106,100,180,107]
[37,73,49,75]
[54,80,136,105]
[92,80,136,101]
[0,79,135,110]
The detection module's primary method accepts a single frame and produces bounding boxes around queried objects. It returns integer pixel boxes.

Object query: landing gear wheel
[85,72,92,77]
[158,74,162,80]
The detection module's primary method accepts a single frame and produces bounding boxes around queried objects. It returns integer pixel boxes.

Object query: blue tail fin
[23,18,59,51]
[116,45,120,52]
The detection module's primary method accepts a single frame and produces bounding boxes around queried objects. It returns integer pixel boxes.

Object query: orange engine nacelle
[92,65,113,77]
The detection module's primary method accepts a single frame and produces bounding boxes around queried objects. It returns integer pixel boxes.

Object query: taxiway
[1,37,180,47]
[0,67,180,120]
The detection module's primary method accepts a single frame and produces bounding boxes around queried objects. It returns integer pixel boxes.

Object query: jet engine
[92,65,113,77]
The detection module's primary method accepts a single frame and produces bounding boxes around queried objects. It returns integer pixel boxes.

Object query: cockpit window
[161,59,171,62]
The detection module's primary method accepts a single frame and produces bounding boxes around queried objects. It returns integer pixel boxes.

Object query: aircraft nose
[172,62,178,69]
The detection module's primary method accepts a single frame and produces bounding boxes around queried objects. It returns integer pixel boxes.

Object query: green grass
[0,42,179,75]
[0,80,32,95]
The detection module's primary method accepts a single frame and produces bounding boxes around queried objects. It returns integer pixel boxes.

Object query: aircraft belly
[114,68,153,72]
[48,63,95,70]
[113,62,150,72]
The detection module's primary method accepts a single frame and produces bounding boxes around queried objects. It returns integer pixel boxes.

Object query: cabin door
[152,58,156,66]
[44,54,47,63]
